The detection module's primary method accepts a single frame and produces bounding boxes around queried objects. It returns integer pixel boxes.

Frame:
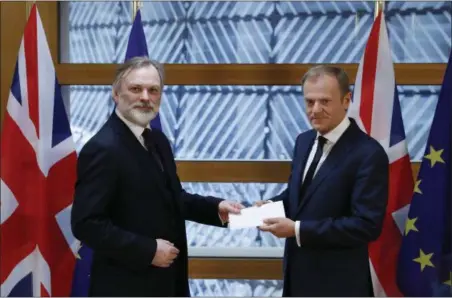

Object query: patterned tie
[142,128,164,171]
[299,135,327,202]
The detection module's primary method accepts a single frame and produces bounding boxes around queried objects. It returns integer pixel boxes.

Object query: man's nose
[312,101,322,113]
[140,90,150,101]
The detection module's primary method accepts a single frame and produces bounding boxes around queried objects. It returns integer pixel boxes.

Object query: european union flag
[70,244,93,296]
[70,9,157,296]
[396,49,452,296]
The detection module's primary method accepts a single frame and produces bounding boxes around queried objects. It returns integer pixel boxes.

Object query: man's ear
[112,88,119,104]
[343,91,352,109]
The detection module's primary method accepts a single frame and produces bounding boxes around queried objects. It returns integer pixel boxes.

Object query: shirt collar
[115,109,150,140]
[317,116,350,144]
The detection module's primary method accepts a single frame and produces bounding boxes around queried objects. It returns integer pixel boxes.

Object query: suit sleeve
[298,146,389,248]
[157,133,224,227]
[71,140,157,270]
[180,190,224,226]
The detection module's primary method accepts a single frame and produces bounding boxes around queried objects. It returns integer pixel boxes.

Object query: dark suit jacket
[272,118,389,297]
[71,112,224,297]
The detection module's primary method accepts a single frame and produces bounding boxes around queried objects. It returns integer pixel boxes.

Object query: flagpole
[132,1,143,20]
[374,0,385,19]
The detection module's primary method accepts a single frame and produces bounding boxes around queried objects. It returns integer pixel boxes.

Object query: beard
[115,93,160,127]
[116,99,158,127]
[127,107,158,127]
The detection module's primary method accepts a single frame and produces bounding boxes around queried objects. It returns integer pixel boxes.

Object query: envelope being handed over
[228,201,286,229]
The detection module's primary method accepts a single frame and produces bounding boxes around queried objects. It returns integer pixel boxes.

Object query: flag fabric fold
[397,49,452,297]
[0,4,78,296]
[347,9,414,297]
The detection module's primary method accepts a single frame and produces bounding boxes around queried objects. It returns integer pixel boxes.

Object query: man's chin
[312,123,328,134]
[130,111,157,127]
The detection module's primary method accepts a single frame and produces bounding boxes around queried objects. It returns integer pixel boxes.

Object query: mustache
[133,103,155,109]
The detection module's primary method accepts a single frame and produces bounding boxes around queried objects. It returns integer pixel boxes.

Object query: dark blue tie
[299,136,327,202]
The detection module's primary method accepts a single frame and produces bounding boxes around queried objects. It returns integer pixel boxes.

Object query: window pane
[66,86,114,152]
[61,1,132,63]
[398,86,440,160]
[61,1,451,63]
[386,1,452,63]
[67,85,439,161]
[175,86,268,159]
[189,279,283,296]
[273,2,374,63]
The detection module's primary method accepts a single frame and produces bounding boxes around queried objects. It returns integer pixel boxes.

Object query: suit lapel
[290,132,315,219]
[296,121,357,215]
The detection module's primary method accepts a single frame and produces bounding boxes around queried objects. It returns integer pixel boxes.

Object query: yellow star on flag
[414,180,422,194]
[405,217,419,235]
[444,272,452,286]
[424,146,445,167]
[413,249,435,271]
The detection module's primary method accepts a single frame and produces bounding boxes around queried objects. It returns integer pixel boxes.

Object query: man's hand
[218,200,245,223]
[258,217,295,238]
[151,239,179,268]
[253,200,271,207]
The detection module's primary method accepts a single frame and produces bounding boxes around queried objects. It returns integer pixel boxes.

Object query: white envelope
[228,201,286,229]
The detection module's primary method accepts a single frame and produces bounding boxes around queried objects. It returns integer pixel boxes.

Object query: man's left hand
[258,217,295,238]
[218,200,244,223]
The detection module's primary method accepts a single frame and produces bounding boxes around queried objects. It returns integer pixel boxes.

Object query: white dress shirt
[294,116,351,246]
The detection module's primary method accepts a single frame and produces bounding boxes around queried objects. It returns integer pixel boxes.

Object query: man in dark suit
[256,66,389,296]
[71,57,244,297]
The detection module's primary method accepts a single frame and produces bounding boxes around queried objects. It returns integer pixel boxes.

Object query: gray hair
[301,65,351,97]
[112,56,165,92]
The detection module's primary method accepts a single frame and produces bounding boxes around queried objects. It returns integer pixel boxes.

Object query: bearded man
[71,57,243,297]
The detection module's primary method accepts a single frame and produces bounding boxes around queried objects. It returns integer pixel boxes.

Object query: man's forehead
[304,75,340,91]
[305,73,338,85]
[124,66,160,84]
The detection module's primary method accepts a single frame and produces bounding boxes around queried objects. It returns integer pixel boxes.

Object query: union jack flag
[348,9,414,297]
[0,5,78,296]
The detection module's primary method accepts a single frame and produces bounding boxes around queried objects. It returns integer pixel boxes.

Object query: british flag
[348,9,414,297]
[0,5,78,296]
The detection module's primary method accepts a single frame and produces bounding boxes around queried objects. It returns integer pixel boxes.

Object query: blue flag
[70,244,93,296]
[70,9,160,296]
[124,9,162,131]
[396,49,452,296]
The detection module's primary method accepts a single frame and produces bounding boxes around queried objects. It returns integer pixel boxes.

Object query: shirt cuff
[295,220,301,247]
[219,213,227,225]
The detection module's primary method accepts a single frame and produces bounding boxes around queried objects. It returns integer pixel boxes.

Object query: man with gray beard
[71,57,243,297]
